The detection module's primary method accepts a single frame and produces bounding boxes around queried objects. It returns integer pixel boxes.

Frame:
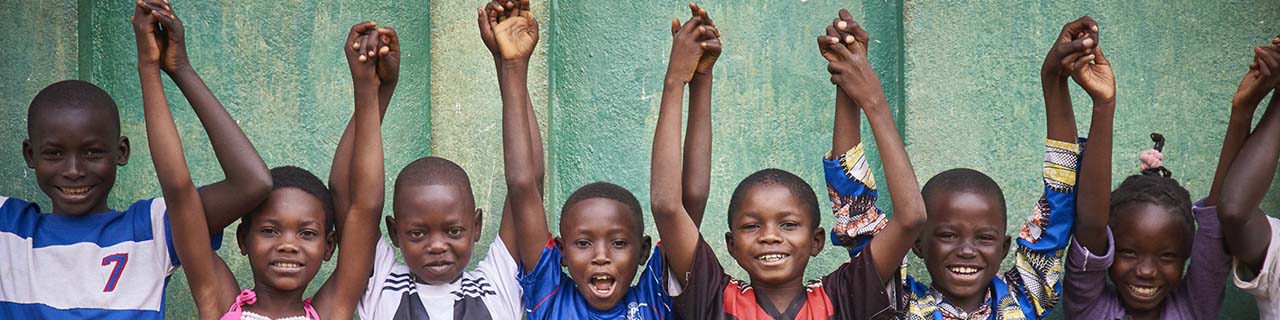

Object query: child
[1217,37,1280,319]
[0,2,271,318]
[152,4,389,316]
[830,17,1091,319]
[655,9,927,319]
[353,1,539,318]
[1063,31,1276,320]
[499,2,673,318]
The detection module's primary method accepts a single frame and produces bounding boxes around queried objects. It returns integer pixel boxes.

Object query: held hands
[818,9,885,112]
[479,0,539,63]
[130,0,190,73]
[666,4,721,84]
[345,22,386,88]
[1043,16,1115,104]
[1232,36,1280,109]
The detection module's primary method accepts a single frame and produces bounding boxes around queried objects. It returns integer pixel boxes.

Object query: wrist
[165,64,197,79]
[501,60,529,75]
[1092,99,1116,111]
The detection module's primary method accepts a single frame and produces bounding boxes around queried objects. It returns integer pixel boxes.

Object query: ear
[385,216,401,248]
[1000,235,1012,259]
[912,238,924,259]
[472,208,484,243]
[22,139,34,169]
[555,237,566,267]
[810,226,826,257]
[323,232,338,261]
[724,231,735,257]
[115,136,130,166]
[236,223,250,256]
[638,235,653,265]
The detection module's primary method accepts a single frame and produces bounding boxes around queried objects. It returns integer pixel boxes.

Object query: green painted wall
[1,0,1276,318]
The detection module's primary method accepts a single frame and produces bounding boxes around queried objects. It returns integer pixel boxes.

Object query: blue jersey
[519,237,672,320]
[0,196,220,320]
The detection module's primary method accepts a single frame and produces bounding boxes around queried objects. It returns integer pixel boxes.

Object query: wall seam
[75,0,92,82]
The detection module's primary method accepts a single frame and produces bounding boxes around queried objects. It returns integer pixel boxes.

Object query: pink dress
[220,289,320,320]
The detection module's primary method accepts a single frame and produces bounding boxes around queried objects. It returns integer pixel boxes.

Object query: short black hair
[27,80,121,136]
[561,182,644,233]
[726,168,821,229]
[242,166,336,233]
[1110,173,1194,243]
[393,157,475,214]
[921,168,1008,218]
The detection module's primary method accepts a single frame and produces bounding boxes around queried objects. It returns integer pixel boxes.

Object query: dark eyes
[610,240,627,248]
[408,230,426,239]
[447,228,465,237]
[259,227,280,236]
[574,240,592,248]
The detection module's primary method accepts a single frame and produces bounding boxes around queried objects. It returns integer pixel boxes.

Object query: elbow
[506,173,539,197]
[650,195,684,220]
[242,169,273,203]
[1215,196,1251,227]
[895,205,928,232]
[681,188,708,209]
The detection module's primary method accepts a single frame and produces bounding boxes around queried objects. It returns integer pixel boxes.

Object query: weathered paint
[1,0,1277,318]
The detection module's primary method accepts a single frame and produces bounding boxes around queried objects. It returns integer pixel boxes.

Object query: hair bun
[1139,133,1172,178]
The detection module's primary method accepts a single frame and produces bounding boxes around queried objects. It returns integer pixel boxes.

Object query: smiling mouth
[947,265,982,280]
[588,274,616,296]
[58,186,92,197]
[1128,285,1160,298]
[756,253,790,263]
[270,261,305,271]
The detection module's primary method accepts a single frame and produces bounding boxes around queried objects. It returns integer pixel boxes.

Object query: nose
[591,246,611,266]
[276,242,300,253]
[62,155,86,180]
[757,225,783,245]
[426,235,448,254]
[1134,258,1158,279]
[956,242,979,259]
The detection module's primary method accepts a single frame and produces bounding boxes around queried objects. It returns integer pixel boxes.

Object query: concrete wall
[1,0,1275,318]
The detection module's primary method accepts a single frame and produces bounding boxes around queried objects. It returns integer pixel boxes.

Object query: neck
[244,283,309,318]
[938,287,987,313]
[750,279,805,313]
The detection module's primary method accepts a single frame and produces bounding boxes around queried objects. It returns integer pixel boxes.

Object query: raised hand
[345,22,381,87]
[1070,35,1115,104]
[667,16,716,84]
[374,27,401,88]
[1233,39,1280,109]
[680,3,721,75]
[130,1,163,68]
[480,0,538,62]
[818,10,885,112]
[1042,16,1098,80]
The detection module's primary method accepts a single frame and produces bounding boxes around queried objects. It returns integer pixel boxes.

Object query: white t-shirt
[357,236,522,320]
[1234,216,1280,320]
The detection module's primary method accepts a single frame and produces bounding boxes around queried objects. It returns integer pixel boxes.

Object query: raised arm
[151,1,271,234]
[313,24,389,319]
[481,0,545,258]
[820,11,926,283]
[482,1,548,272]
[652,11,719,286]
[133,1,238,316]
[329,27,398,228]
[1212,37,1280,206]
[1219,44,1280,275]
[1059,17,1112,254]
[683,5,719,227]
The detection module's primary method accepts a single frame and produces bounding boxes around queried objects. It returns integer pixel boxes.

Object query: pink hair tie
[1138,149,1164,171]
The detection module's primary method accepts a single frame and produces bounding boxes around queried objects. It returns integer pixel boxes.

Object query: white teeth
[1130,285,1158,297]
[592,275,612,281]
[949,267,979,275]
[272,262,302,268]
[757,254,787,262]
[61,186,90,195]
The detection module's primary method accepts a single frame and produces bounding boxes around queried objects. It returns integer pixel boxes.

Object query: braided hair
[1110,133,1194,244]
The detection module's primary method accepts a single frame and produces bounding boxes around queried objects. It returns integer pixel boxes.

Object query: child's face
[725,184,823,290]
[388,184,481,285]
[1108,203,1190,314]
[239,188,335,292]
[918,190,1009,304]
[23,107,127,215]
[557,198,649,311]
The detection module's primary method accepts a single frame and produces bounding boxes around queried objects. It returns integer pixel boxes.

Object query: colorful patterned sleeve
[824,143,888,257]
[1004,139,1081,318]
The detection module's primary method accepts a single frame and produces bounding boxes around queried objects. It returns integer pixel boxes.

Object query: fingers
[690,3,714,27]
[355,35,368,62]
[364,28,381,62]
[1060,51,1086,73]
[1257,46,1280,77]
[509,0,523,19]
[377,27,399,54]
[838,8,854,23]
[1061,16,1098,39]
[347,21,377,49]
[678,16,702,36]
[700,39,722,54]
[672,18,680,36]
[487,1,505,24]
[700,25,720,41]
[1092,44,1109,65]
[478,7,495,39]
[1070,53,1096,74]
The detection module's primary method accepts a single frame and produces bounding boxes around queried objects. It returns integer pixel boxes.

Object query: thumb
[477,8,494,38]
[1093,44,1110,66]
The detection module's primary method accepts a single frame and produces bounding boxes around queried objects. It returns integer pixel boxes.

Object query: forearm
[831,87,861,155]
[683,73,712,226]
[1220,99,1280,270]
[861,97,926,282]
[653,79,689,218]
[1076,101,1114,253]
[328,120,357,229]
[1041,76,1078,143]
[499,62,549,271]
[347,85,384,215]
[1207,109,1258,205]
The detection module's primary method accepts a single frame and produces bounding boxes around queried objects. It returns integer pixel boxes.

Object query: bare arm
[152,3,270,235]
[1044,17,1101,252]
[134,2,238,316]
[313,25,388,319]
[1220,45,1280,273]
[1213,40,1280,205]
[681,6,718,227]
[823,12,926,283]
[329,27,398,232]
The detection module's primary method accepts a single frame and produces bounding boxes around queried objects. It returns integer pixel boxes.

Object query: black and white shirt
[357,237,522,320]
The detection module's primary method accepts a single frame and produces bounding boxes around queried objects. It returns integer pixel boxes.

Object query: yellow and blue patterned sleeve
[824,143,888,256]
[1005,138,1081,318]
